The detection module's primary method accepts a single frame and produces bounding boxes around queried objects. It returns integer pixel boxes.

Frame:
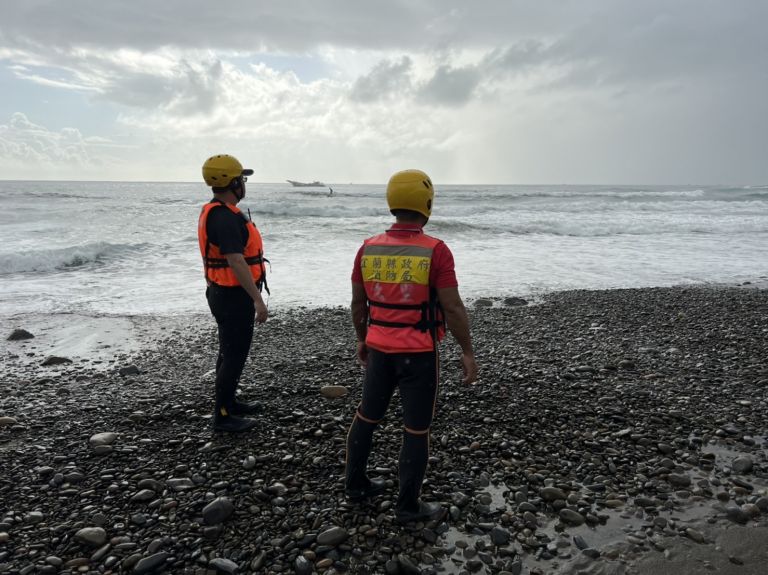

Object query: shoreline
[1,278,766,370]
[1,285,767,575]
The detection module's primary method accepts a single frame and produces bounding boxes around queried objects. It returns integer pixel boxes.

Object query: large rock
[540,487,567,501]
[397,554,421,575]
[74,527,107,547]
[133,552,169,574]
[137,479,163,492]
[667,473,691,487]
[320,385,348,398]
[130,489,156,503]
[209,558,239,574]
[732,456,753,474]
[490,526,511,546]
[317,526,348,546]
[725,506,750,524]
[42,356,72,366]
[503,297,528,307]
[89,432,118,447]
[559,509,586,526]
[7,329,34,341]
[0,416,18,427]
[119,365,141,376]
[202,497,234,525]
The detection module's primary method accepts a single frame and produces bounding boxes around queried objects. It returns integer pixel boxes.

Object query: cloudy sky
[0,1,766,184]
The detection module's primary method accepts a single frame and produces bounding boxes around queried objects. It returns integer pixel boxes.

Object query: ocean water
[0,181,766,316]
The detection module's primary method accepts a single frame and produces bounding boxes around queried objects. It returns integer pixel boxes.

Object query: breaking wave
[0,242,152,274]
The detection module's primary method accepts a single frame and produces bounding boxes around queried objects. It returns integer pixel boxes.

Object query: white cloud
[0,113,95,173]
[0,1,767,182]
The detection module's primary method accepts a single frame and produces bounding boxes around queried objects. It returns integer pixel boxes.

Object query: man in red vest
[198,154,269,433]
[345,169,478,523]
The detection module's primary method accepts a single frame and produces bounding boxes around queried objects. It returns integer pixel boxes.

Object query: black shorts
[358,348,439,432]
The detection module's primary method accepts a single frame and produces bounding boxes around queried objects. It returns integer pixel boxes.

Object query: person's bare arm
[351,282,369,365]
[436,286,478,384]
[225,253,268,323]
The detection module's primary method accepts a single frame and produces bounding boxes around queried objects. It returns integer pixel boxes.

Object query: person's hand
[461,352,478,385]
[356,341,368,367]
[254,300,268,324]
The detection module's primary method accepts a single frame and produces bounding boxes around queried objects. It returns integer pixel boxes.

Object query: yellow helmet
[386,169,434,218]
[202,154,254,188]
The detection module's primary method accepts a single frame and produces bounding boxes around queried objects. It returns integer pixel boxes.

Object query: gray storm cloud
[349,57,413,103]
[0,0,767,182]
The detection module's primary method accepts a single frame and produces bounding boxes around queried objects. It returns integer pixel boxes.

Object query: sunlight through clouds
[0,1,766,182]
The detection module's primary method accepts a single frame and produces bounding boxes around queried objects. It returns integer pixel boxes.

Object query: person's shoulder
[423,232,448,247]
[208,204,241,222]
[430,237,454,264]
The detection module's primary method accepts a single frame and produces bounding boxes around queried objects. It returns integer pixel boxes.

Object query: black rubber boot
[213,407,257,433]
[212,411,257,433]
[230,400,264,415]
[345,477,387,501]
[395,500,445,524]
[396,431,430,514]
[345,416,377,493]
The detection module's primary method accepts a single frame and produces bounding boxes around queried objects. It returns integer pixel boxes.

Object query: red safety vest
[197,201,268,290]
[362,229,446,353]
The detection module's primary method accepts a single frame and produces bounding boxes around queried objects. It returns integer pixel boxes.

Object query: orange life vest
[361,229,446,353]
[197,200,268,291]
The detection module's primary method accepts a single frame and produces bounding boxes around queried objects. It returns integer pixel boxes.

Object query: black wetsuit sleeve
[206,206,248,255]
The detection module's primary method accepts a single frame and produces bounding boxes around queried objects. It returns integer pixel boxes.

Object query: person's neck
[213,191,238,205]
[394,219,426,228]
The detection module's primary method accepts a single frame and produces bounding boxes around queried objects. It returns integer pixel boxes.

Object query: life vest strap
[368,297,439,333]
[369,317,443,333]
[204,255,265,269]
[368,299,423,311]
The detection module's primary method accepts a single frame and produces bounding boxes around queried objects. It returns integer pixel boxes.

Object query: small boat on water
[286,179,325,187]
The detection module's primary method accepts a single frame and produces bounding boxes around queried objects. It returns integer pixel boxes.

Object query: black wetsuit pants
[206,284,255,416]
[346,348,439,512]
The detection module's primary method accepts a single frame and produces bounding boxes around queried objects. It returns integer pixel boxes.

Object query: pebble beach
[1,286,767,575]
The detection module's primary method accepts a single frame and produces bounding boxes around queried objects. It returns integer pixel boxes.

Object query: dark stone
[209,557,239,574]
[573,535,589,550]
[202,497,234,525]
[7,329,34,341]
[725,506,750,524]
[119,365,141,376]
[317,526,348,546]
[582,548,601,559]
[41,356,72,366]
[295,556,312,575]
[397,554,421,575]
[133,552,170,574]
[490,526,511,546]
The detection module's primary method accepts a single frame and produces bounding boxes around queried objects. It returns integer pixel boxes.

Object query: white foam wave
[0,242,151,274]
[445,188,708,200]
[253,203,383,218]
[433,216,768,237]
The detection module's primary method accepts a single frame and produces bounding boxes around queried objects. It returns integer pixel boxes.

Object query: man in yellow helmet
[198,154,269,433]
[345,169,478,523]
